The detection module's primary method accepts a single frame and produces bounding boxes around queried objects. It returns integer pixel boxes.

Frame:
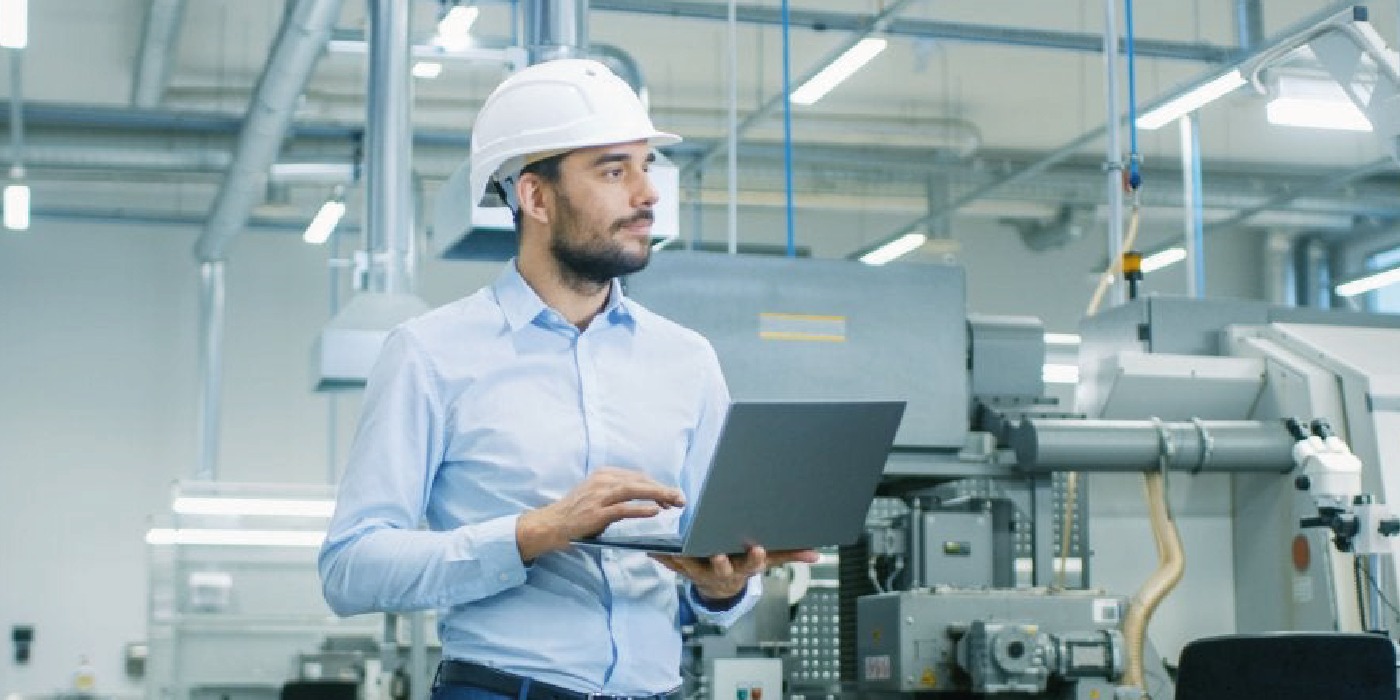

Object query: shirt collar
[492,260,636,333]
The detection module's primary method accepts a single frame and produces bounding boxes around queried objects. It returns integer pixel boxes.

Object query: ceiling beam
[592,0,1233,62]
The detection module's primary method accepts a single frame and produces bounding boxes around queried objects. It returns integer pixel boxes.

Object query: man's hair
[508,153,565,234]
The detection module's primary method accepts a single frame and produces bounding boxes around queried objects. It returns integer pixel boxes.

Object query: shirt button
[499,573,510,582]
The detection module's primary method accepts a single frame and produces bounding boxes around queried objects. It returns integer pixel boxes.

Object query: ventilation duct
[314,0,428,391]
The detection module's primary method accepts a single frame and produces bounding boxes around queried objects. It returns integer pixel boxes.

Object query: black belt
[436,660,681,700]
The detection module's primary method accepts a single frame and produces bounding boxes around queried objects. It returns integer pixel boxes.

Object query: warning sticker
[1092,598,1120,625]
[1293,575,1315,603]
[864,655,891,681]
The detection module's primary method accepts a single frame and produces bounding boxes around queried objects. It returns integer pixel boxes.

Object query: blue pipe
[781,0,795,257]
[1124,0,1141,189]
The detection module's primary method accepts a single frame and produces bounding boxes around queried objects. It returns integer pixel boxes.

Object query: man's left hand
[651,546,821,602]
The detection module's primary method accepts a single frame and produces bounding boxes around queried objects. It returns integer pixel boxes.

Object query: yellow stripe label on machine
[758,313,848,342]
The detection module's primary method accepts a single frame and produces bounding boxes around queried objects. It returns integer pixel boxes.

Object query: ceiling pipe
[592,0,1231,62]
[364,0,414,295]
[131,0,188,107]
[311,0,428,392]
[192,0,345,263]
[524,0,589,64]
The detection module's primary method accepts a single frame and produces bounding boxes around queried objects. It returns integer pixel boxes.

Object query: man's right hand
[516,467,685,563]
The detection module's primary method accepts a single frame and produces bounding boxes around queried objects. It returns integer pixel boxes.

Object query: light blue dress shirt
[319,261,760,696]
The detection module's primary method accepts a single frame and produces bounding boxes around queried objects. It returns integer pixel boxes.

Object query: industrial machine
[627,252,1400,700]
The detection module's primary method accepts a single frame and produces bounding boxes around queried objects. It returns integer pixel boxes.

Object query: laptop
[576,400,906,557]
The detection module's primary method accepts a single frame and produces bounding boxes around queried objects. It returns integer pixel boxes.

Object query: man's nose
[634,170,660,208]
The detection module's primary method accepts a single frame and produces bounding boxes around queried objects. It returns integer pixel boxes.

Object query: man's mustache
[614,210,655,230]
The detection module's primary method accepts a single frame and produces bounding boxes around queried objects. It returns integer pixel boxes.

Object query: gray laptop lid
[676,400,905,556]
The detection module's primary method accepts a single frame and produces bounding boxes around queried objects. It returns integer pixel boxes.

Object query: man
[319,59,817,700]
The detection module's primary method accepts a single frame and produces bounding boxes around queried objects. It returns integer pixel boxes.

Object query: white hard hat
[441,59,680,219]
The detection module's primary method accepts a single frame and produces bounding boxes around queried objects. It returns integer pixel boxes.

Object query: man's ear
[516,173,551,228]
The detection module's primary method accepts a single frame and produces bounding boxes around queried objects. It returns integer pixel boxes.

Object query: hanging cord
[1357,556,1400,627]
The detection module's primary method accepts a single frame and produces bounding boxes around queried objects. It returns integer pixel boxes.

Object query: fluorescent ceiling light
[859,232,926,265]
[172,497,335,518]
[303,198,346,245]
[0,0,27,49]
[434,5,479,52]
[1335,265,1400,297]
[1043,363,1080,385]
[1265,74,1372,131]
[1044,333,1082,346]
[3,183,29,231]
[1142,246,1187,273]
[412,61,444,79]
[1136,70,1246,130]
[1267,98,1371,131]
[145,528,325,547]
[790,38,888,106]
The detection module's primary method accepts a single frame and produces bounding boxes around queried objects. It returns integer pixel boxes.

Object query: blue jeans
[431,682,514,700]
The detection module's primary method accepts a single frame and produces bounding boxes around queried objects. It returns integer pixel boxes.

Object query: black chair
[1174,632,1395,700]
[280,680,358,700]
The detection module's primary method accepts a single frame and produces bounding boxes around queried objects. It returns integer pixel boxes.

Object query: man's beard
[549,190,654,288]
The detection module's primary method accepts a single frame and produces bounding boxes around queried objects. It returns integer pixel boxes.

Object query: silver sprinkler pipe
[365,0,414,294]
[196,261,225,481]
[9,49,22,181]
[1102,0,1125,307]
[1180,114,1205,297]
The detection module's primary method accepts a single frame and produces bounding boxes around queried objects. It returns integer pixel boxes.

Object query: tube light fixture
[1267,99,1372,131]
[1043,364,1080,384]
[434,5,479,52]
[303,192,347,245]
[1265,73,1372,131]
[1044,333,1082,346]
[790,38,888,106]
[3,182,29,231]
[171,496,336,518]
[0,0,27,49]
[1136,70,1246,130]
[859,232,926,265]
[145,528,325,547]
[1141,246,1187,273]
[1335,264,1400,297]
[412,61,444,79]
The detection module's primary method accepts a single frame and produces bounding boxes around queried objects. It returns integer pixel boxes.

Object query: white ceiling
[6,0,1400,252]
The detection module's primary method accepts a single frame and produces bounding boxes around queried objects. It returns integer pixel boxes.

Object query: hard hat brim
[434,130,681,244]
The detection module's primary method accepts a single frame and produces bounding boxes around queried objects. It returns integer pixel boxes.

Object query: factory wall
[0,208,1266,696]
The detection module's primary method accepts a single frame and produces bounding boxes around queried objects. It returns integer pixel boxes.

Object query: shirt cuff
[685,574,762,628]
[444,513,529,601]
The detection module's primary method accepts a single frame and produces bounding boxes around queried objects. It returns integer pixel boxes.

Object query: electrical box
[708,658,783,700]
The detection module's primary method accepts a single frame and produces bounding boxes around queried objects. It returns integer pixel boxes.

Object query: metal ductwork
[131,0,189,107]
[313,0,428,392]
[524,0,589,63]
[193,0,344,263]
[191,0,343,478]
